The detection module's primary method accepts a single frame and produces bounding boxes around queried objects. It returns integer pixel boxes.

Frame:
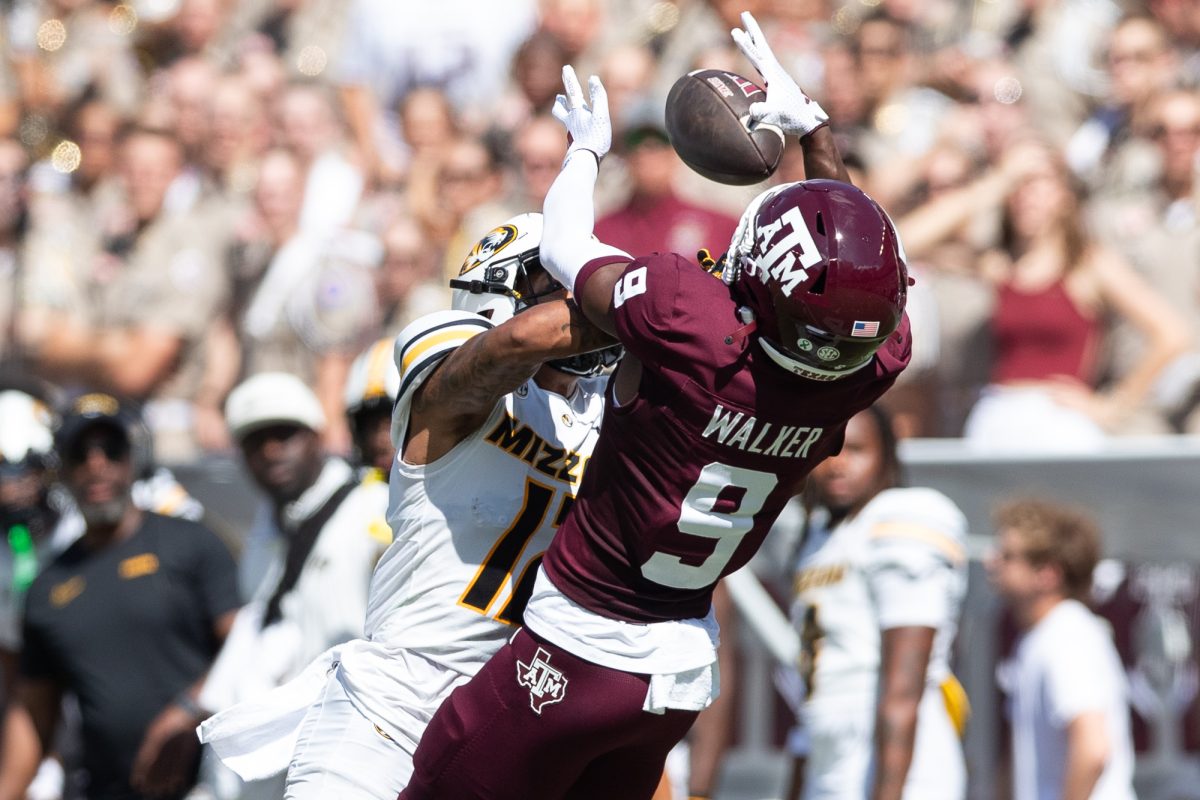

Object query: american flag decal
[851,320,880,337]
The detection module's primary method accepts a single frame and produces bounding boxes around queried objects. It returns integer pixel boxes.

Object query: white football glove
[731,11,829,138]
[551,65,611,165]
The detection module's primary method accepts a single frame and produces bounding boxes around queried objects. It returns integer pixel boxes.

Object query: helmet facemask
[450,213,623,377]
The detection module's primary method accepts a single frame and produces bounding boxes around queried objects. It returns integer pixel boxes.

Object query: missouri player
[198,213,619,799]
[787,405,969,800]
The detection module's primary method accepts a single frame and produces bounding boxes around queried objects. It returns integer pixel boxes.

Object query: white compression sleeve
[539,151,631,292]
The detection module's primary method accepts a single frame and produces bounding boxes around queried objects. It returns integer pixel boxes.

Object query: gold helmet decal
[459,224,518,276]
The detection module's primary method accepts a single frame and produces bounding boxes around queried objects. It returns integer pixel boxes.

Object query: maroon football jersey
[541,253,911,623]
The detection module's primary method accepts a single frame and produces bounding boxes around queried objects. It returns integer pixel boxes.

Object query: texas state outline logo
[516,646,568,714]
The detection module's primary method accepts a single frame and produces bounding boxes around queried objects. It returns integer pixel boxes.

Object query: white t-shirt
[999,599,1136,800]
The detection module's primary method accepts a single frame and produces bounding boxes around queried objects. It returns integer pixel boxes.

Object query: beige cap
[224,372,326,441]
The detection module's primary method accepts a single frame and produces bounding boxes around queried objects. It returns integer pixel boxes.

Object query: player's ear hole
[808,266,828,295]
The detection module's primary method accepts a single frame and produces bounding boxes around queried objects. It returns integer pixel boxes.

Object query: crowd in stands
[0,0,1195,458]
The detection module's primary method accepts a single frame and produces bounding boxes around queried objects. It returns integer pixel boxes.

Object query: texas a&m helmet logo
[459,224,518,276]
[516,647,568,714]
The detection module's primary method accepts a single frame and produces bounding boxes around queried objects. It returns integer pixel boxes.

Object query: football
[664,69,785,186]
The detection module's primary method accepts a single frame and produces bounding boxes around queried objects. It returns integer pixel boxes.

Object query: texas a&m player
[401,13,913,800]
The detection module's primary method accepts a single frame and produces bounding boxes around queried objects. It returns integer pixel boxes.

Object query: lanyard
[7,524,38,595]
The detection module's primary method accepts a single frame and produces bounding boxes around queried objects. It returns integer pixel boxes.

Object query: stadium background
[1,0,1199,797]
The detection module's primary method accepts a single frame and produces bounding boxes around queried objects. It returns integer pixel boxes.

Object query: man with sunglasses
[0,393,240,800]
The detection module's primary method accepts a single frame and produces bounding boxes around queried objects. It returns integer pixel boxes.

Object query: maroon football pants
[397,627,699,800]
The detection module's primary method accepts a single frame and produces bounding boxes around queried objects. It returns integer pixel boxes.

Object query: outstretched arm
[539,67,632,337]
[405,299,613,463]
[731,12,849,184]
[870,626,936,800]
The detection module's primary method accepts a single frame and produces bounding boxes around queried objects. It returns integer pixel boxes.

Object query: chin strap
[723,305,758,346]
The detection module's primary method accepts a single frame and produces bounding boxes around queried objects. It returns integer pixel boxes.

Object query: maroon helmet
[725,180,908,381]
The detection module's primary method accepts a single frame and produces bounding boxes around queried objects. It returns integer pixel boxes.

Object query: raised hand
[551,65,612,164]
[731,11,829,138]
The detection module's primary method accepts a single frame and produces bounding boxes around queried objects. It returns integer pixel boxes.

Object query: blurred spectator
[149,0,238,68]
[899,138,1191,447]
[0,385,69,800]
[492,31,571,137]
[225,148,376,451]
[987,498,1136,800]
[206,74,273,199]
[373,216,447,339]
[0,140,30,367]
[276,80,364,234]
[0,392,239,800]
[196,372,388,800]
[58,96,125,210]
[890,140,994,436]
[597,42,656,134]
[161,56,219,206]
[595,110,737,259]
[1092,88,1200,433]
[1003,0,1121,147]
[20,126,229,463]
[536,0,607,79]
[342,338,400,476]
[1067,14,1178,194]
[412,136,510,281]
[785,406,969,800]
[852,10,955,210]
[0,386,63,692]
[6,0,144,119]
[509,113,568,212]
[334,0,537,185]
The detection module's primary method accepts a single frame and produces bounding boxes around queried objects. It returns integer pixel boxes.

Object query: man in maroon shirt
[595,109,737,260]
[400,13,912,800]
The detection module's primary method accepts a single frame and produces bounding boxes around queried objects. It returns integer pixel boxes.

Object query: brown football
[664,69,785,186]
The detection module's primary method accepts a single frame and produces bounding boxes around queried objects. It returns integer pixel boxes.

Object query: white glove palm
[551,65,611,164]
[731,12,828,138]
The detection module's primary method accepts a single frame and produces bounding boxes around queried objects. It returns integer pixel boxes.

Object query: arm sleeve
[863,489,968,630]
[539,151,631,292]
[595,254,687,366]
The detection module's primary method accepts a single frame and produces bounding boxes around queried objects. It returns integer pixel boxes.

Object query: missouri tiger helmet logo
[459,224,518,276]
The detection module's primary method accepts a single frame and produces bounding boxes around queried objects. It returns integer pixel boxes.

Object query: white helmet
[344,337,401,418]
[450,213,546,325]
[0,390,55,467]
[448,212,624,377]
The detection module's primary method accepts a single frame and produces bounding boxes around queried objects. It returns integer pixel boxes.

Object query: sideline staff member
[0,393,239,800]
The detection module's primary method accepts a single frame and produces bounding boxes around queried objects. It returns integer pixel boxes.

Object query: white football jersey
[340,310,605,744]
[792,487,969,799]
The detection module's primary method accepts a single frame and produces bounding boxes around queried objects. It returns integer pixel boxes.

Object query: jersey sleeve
[576,253,686,365]
[18,581,58,680]
[1043,615,1123,726]
[388,310,495,448]
[862,488,968,630]
[189,523,242,621]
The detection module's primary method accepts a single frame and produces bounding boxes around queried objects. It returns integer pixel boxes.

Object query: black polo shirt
[21,513,239,799]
